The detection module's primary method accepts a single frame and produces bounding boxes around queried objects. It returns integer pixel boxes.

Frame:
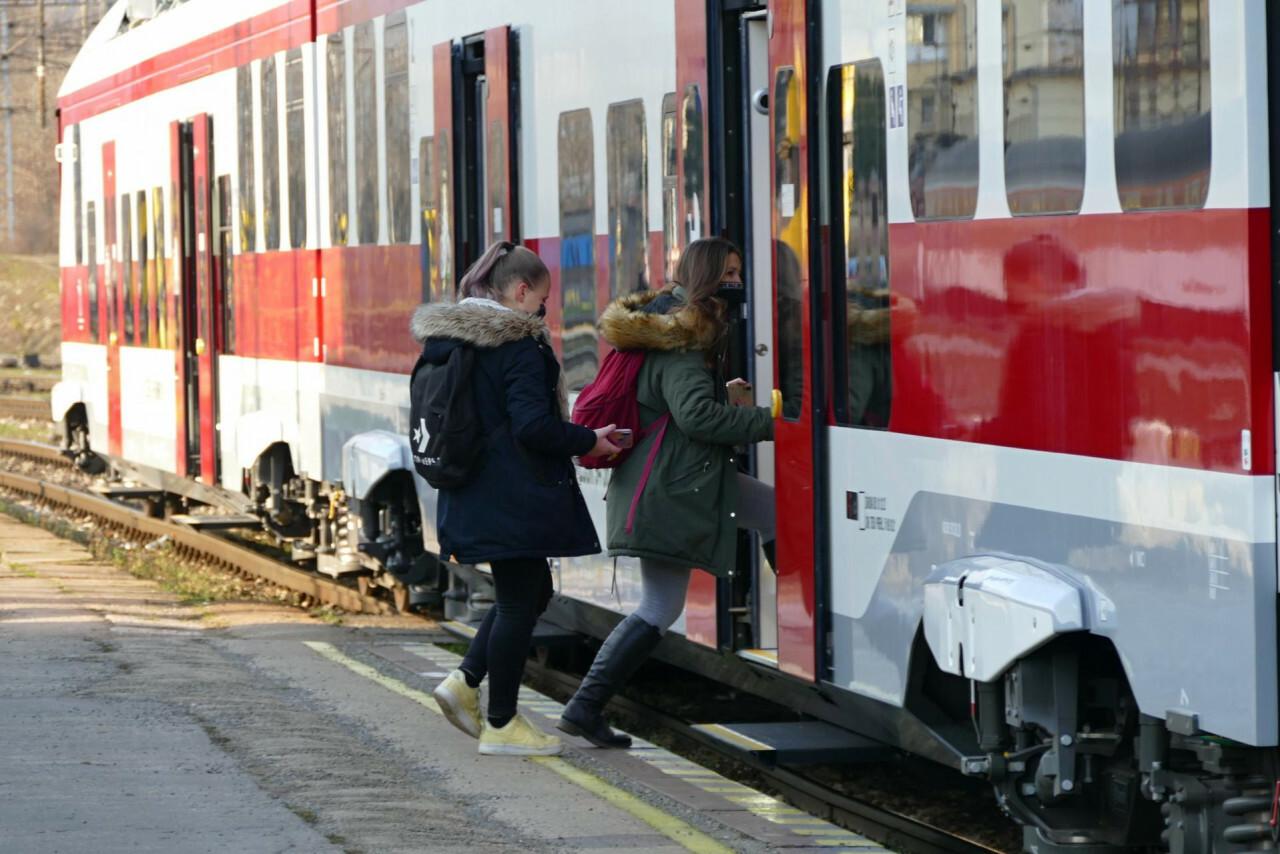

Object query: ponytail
[458,241,549,300]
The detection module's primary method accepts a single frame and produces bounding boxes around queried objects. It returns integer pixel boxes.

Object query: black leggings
[459,558,554,721]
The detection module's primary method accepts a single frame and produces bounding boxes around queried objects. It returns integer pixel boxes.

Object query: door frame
[102,141,122,457]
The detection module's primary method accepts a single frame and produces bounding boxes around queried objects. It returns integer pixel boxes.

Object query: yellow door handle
[108,331,118,346]
[195,337,206,356]
[771,389,783,419]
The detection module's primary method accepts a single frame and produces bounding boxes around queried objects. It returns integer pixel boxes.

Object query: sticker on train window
[779,184,795,218]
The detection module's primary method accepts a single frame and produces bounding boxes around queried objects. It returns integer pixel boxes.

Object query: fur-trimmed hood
[598,289,722,353]
[410,299,548,348]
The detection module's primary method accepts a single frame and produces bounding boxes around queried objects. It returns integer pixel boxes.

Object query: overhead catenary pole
[1,0,14,245]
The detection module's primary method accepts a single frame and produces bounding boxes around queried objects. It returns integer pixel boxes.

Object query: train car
[52,0,1280,851]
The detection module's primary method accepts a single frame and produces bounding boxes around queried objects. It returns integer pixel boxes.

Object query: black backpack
[409,344,484,489]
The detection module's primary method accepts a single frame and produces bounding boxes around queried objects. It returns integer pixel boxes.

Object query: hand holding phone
[610,429,635,449]
[726,378,753,407]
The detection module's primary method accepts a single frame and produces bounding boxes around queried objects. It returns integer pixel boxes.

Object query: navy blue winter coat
[410,299,600,564]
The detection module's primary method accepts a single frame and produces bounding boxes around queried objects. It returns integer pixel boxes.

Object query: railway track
[0,437,1007,854]
[0,395,52,420]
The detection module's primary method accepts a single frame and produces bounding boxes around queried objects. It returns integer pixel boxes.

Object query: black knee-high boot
[558,614,662,748]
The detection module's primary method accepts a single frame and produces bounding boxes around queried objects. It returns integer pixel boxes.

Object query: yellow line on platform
[531,756,735,854]
[303,641,733,854]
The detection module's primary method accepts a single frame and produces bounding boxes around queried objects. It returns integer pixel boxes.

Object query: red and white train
[53,0,1280,850]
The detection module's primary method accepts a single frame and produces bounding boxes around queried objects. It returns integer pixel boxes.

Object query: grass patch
[0,417,57,443]
[9,560,36,577]
[100,540,262,606]
[309,606,345,626]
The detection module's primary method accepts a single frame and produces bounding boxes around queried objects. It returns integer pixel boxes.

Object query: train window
[86,202,98,342]
[419,135,440,301]
[830,61,891,429]
[487,116,508,244]
[326,33,348,246]
[385,12,410,244]
[71,125,82,264]
[433,133,454,292]
[774,67,803,421]
[1113,0,1210,211]
[136,190,150,347]
[680,84,704,245]
[217,175,235,354]
[285,48,306,249]
[121,193,134,345]
[236,64,256,253]
[152,188,166,349]
[260,56,281,250]
[660,92,677,283]
[557,108,596,392]
[1003,1,1084,215]
[907,0,979,220]
[354,21,378,244]
[607,99,649,298]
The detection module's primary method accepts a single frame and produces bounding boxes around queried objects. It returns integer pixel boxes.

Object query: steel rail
[0,395,51,420]
[0,462,391,615]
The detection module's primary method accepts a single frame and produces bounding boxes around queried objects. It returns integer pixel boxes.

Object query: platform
[0,513,887,853]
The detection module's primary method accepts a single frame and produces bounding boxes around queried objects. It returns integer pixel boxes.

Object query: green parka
[601,289,773,577]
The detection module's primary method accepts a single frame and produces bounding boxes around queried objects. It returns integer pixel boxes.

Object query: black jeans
[459,558,554,721]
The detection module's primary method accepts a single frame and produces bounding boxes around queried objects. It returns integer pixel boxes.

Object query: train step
[167,513,262,531]
[91,484,167,501]
[441,618,580,648]
[691,720,894,767]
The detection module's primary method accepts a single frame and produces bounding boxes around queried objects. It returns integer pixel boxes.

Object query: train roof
[59,0,282,105]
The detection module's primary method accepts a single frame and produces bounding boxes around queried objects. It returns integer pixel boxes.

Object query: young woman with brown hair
[558,237,778,748]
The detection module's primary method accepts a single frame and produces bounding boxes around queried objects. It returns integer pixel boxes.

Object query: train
[52,0,1280,851]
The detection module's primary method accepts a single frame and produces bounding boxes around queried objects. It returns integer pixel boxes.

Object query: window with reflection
[71,125,82,263]
[907,0,979,220]
[326,33,348,246]
[1003,0,1084,215]
[136,190,150,346]
[680,84,704,246]
[354,22,378,244]
[487,120,508,243]
[260,57,280,250]
[660,92,677,283]
[86,201,98,342]
[419,136,436,301]
[237,64,256,252]
[558,109,596,392]
[1113,0,1210,210]
[217,175,235,353]
[385,12,410,243]
[121,193,134,344]
[285,48,306,249]
[831,61,891,428]
[607,100,649,298]
[152,188,166,349]
[433,133,454,290]
[773,67,803,421]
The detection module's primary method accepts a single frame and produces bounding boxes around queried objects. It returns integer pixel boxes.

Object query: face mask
[536,303,547,319]
[715,280,746,305]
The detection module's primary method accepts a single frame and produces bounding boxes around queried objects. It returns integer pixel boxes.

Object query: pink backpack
[572,348,671,533]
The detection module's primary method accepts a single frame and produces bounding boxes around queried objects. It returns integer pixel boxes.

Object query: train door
[102,142,123,457]
[435,25,519,280]
[171,115,219,484]
[767,0,820,680]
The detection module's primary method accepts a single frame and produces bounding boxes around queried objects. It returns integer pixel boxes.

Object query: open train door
[768,0,819,681]
[170,115,220,484]
[102,142,122,457]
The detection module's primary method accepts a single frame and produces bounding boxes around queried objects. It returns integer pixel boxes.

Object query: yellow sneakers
[433,669,482,738]
[478,713,563,756]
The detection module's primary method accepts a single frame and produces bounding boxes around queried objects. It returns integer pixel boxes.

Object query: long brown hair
[458,241,549,300]
[670,236,741,353]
